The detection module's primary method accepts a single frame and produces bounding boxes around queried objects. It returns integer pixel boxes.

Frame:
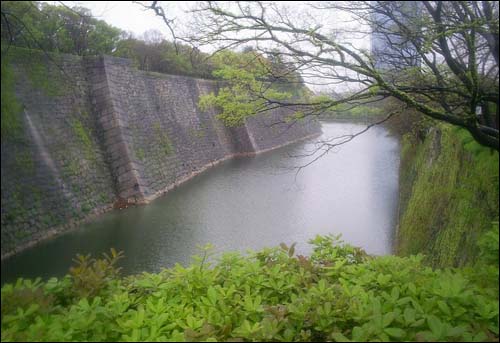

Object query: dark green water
[1,122,400,284]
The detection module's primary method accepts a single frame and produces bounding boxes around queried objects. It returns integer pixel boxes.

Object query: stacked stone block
[1,52,321,258]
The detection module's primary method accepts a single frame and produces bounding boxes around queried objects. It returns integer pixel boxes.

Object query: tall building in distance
[370,1,421,70]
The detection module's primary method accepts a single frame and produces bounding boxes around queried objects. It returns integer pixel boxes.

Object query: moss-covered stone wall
[1,48,116,258]
[396,124,499,267]
[1,49,321,258]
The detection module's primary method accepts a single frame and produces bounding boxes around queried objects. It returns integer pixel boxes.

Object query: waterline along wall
[1,50,321,259]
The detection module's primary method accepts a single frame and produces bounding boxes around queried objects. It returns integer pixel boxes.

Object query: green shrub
[1,233,498,342]
[69,248,124,298]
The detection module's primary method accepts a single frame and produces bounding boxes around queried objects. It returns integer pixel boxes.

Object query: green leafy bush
[1,234,498,342]
[69,248,124,298]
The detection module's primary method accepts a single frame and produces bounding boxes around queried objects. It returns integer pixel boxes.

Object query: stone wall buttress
[1,51,321,259]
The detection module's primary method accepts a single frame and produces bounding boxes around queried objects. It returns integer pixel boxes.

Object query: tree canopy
[153,1,499,150]
[1,1,122,56]
[198,49,310,126]
[2,1,499,150]
[0,2,211,78]
[113,30,215,78]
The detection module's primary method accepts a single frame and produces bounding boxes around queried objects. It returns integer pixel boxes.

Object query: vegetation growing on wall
[26,60,64,97]
[1,233,498,342]
[135,147,146,161]
[397,124,499,267]
[4,46,70,95]
[1,57,23,142]
[153,123,174,156]
[71,117,96,163]
[14,151,34,174]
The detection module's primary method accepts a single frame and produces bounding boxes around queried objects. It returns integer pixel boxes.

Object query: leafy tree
[1,1,122,56]
[199,50,298,126]
[148,1,499,150]
[1,2,215,78]
[113,30,214,78]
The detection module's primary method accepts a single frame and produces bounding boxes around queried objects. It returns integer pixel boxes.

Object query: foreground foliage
[1,233,498,342]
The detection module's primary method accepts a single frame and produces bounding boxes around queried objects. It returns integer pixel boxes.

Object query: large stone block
[1,51,321,259]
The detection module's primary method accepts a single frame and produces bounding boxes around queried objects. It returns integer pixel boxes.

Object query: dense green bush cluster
[2,232,498,342]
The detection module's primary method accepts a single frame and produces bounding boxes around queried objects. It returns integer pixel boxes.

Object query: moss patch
[153,122,174,156]
[135,147,145,161]
[188,127,206,139]
[1,58,23,142]
[9,46,68,96]
[397,124,499,267]
[14,151,35,174]
[71,118,96,163]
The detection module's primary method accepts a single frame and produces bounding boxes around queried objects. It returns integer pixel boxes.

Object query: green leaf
[318,279,327,292]
[207,286,217,305]
[383,312,396,327]
[396,296,412,306]
[447,326,466,337]
[332,332,351,342]
[403,308,416,324]
[472,332,488,342]
[427,315,443,338]
[390,287,400,301]
[437,300,451,316]
[24,304,40,316]
[377,274,391,286]
[407,283,417,294]
[384,327,406,339]
[411,318,426,328]
[352,327,365,342]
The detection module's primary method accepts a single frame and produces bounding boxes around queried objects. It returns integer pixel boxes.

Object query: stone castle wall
[1,51,320,258]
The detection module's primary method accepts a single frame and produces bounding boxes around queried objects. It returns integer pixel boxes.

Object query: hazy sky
[44,1,370,93]
[47,2,369,44]
[45,1,185,38]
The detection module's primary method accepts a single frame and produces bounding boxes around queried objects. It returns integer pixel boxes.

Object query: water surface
[1,122,400,284]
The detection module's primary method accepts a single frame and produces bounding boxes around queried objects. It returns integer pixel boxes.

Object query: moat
[1,122,400,284]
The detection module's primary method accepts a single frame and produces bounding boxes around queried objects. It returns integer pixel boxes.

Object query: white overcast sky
[43,1,370,93]
[44,1,186,37]
[45,2,369,44]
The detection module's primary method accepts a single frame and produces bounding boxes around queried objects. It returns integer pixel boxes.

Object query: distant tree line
[0,1,305,82]
[0,1,212,78]
[1,2,121,56]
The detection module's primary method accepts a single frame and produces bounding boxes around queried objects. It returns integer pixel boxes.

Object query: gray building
[370,1,421,70]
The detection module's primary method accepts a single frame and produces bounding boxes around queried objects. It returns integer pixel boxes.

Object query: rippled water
[1,122,400,284]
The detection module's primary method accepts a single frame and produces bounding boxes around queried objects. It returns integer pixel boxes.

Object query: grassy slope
[397,124,499,267]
